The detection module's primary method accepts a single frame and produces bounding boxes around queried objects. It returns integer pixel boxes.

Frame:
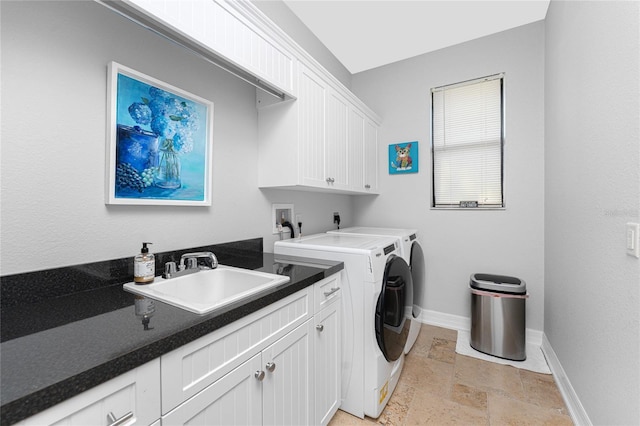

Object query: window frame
[430,73,506,210]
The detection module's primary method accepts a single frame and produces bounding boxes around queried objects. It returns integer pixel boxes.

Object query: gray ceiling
[283,0,550,74]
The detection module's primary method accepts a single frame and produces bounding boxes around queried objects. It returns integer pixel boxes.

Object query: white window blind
[431,75,504,208]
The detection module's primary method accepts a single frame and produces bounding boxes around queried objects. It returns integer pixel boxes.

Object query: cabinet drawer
[161,288,312,413]
[17,359,160,426]
[314,274,341,313]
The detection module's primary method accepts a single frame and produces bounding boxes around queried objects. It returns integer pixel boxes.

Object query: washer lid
[275,233,399,254]
[330,226,418,238]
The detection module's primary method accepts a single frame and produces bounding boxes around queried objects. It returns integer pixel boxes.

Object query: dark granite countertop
[0,239,342,425]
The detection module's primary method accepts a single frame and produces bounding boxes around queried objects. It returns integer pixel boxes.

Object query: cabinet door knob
[316,324,324,332]
[107,411,133,426]
[255,370,265,381]
[266,362,276,372]
[365,184,371,189]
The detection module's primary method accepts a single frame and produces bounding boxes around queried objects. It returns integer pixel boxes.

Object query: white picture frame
[106,61,213,206]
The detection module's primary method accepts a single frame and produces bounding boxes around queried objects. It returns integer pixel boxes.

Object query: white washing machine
[274,233,412,419]
[328,227,425,354]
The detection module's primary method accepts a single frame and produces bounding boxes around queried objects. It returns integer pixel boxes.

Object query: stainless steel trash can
[470,273,527,361]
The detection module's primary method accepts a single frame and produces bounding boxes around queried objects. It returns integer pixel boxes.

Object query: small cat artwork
[389,141,418,174]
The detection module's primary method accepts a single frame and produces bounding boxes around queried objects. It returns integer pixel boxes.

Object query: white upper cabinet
[363,118,379,193]
[108,0,381,195]
[348,108,366,191]
[258,63,380,194]
[326,89,350,191]
[120,0,296,97]
[299,64,328,188]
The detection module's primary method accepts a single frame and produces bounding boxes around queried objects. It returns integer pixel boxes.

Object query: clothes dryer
[328,227,425,353]
[274,233,412,419]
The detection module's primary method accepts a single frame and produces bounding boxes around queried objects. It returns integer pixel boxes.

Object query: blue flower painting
[389,141,418,175]
[107,62,213,205]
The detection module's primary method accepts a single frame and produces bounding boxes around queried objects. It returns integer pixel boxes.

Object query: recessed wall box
[272,204,294,234]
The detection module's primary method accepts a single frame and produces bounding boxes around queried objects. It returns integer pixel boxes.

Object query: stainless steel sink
[123,265,290,314]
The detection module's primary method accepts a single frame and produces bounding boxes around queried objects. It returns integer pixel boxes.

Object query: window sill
[430,207,506,211]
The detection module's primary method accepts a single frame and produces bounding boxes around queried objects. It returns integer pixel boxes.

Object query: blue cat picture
[389,141,418,174]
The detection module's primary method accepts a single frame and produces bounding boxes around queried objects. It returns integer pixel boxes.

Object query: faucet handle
[163,261,177,278]
[186,257,198,270]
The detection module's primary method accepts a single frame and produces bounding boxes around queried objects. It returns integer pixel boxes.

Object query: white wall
[0,1,353,275]
[350,22,546,331]
[544,1,640,424]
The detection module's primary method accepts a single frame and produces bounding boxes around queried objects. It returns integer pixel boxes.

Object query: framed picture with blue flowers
[389,141,418,174]
[106,62,213,206]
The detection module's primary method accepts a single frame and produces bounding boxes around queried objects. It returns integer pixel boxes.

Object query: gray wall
[351,22,546,332]
[544,1,640,424]
[0,0,354,275]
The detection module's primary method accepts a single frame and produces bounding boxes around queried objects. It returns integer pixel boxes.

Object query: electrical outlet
[333,212,340,223]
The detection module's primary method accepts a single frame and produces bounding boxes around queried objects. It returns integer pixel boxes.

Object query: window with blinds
[431,74,505,208]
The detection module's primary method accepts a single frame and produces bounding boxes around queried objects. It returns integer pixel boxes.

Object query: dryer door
[410,242,425,319]
[404,241,425,354]
[375,255,412,362]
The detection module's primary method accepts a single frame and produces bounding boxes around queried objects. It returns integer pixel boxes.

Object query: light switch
[626,222,640,258]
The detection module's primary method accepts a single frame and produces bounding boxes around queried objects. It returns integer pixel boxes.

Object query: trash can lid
[470,273,527,294]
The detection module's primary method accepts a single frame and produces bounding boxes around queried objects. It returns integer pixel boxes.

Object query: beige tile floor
[329,324,573,426]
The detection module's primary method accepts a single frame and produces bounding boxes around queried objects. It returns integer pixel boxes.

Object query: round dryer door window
[375,255,413,362]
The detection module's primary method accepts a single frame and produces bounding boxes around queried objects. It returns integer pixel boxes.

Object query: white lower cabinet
[163,320,314,426]
[17,359,161,426]
[161,353,263,425]
[262,319,314,425]
[163,275,341,426]
[313,293,341,426]
[17,275,341,426]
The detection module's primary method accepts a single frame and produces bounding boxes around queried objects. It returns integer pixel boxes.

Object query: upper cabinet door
[364,119,379,193]
[348,108,366,191]
[326,89,350,190]
[122,0,295,96]
[298,65,328,188]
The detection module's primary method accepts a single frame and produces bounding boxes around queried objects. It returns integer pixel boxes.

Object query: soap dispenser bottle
[134,242,155,284]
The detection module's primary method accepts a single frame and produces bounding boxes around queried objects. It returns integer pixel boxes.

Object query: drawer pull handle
[107,411,133,426]
[316,324,324,332]
[266,362,276,372]
[255,370,265,381]
[323,287,340,297]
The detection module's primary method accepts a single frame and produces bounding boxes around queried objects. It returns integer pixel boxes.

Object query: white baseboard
[541,334,592,426]
[418,309,543,346]
[419,308,470,332]
[417,309,590,425]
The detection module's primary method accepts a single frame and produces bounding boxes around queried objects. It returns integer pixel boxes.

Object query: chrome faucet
[179,251,219,271]
[163,251,218,279]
